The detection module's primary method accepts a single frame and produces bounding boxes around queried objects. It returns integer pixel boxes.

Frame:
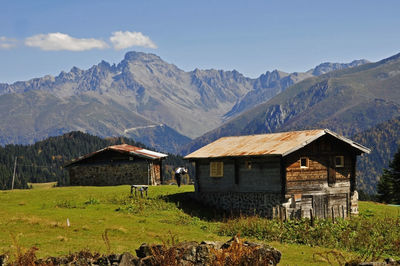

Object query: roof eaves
[130,149,168,160]
[324,129,371,154]
[64,147,109,167]
[184,154,281,160]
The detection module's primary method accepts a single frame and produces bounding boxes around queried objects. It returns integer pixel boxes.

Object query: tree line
[0,131,190,190]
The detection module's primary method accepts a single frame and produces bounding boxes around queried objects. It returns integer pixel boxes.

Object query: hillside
[183,53,400,152]
[0,51,367,153]
[0,131,189,190]
[353,116,400,193]
[225,59,368,118]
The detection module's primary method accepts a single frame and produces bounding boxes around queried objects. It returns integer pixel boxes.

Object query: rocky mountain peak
[123,51,162,63]
[309,59,369,76]
[70,66,83,74]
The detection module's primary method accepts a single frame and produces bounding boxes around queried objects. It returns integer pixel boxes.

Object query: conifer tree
[377,146,400,204]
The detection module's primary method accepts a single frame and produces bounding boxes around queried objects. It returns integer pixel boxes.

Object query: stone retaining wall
[69,161,149,186]
[196,191,282,218]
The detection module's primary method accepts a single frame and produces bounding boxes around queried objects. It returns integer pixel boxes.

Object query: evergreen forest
[0,131,190,190]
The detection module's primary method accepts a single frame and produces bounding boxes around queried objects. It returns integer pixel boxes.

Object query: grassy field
[0,185,398,265]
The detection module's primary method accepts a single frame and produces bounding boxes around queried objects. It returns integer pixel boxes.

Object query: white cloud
[25,32,108,51]
[110,31,157,50]
[0,36,17,49]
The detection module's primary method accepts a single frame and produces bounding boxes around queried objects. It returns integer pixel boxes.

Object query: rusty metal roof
[65,144,167,167]
[184,129,370,159]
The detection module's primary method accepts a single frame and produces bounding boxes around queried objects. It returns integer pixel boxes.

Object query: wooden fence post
[310,209,314,227]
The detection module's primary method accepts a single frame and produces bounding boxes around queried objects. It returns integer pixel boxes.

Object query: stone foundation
[195,191,282,218]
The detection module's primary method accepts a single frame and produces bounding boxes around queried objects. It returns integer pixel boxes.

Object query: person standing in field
[175,167,187,187]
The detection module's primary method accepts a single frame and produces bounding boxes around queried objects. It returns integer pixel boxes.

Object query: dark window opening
[245,161,252,169]
[335,156,344,168]
[300,157,308,168]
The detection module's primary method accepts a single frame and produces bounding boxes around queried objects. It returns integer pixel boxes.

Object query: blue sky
[1,0,399,83]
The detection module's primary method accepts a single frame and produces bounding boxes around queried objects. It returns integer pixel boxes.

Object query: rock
[196,243,215,265]
[136,243,153,258]
[200,240,224,249]
[176,241,198,263]
[352,259,400,266]
[136,243,166,259]
[0,237,281,265]
[221,235,240,249]
[119,252,136,266]
[0,255,7,266]
[94,256,110,265]
[108,253,121,263]
[243,240,262,248]
[140,255,157,266]
[254,247,282,265]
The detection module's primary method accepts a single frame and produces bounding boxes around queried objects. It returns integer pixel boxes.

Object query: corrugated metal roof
[184,129,370,159]
[65,144,167,167]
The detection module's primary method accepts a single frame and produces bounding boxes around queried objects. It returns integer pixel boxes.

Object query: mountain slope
[353,116,400,193]
[0,52,256,139]
[0,51,368,153]
[183,53,400,158]
[224,59,369,119]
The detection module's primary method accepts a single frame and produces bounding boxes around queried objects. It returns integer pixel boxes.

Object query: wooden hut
[184,129,370,219]
[65,144,167,186]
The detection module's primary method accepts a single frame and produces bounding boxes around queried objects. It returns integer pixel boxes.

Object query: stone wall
[69,161,152,186]
[196,191,282,218]
[0,237,282,266]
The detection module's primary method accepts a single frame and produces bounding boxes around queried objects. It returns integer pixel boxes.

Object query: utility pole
[11,157,17,190]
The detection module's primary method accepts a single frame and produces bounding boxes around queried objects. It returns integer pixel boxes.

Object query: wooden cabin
[65,144,167,186]
[184,129,370,219]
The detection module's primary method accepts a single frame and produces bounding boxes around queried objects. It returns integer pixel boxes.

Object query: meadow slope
[0,185,399,265]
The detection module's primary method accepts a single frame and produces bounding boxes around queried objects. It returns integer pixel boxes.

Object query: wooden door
[327,156,336,185]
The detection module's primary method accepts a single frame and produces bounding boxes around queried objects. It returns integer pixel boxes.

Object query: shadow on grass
[161,192,228,222]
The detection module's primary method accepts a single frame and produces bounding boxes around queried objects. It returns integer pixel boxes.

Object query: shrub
[217,215,400,260]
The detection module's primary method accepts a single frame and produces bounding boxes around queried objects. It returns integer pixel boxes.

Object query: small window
[210,162,223,177]
[335,156,344,168]
[300,157,308,168]
[245,161,252,169]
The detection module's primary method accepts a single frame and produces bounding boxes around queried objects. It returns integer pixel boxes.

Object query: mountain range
[184,53,400,153]
[0,51,368,153]
[2,51,399,192]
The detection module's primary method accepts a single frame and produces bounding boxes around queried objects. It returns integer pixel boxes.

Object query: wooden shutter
[210,162,223,177]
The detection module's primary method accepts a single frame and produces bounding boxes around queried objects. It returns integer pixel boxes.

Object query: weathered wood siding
[196,156,281,193]
[237,157,281,192]
[197,159,236,192]
[284,135,358,218]
[285,135,355,195]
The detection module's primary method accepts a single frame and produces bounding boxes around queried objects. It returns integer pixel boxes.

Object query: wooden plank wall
[196,156,281,193]
[285,135,354,195]
[284,135,358,218]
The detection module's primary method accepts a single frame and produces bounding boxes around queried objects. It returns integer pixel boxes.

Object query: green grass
[0,185,224,259]
[0,185,399,265]
[359,201,400,218]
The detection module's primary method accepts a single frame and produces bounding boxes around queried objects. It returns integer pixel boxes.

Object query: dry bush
[211,236,275,266]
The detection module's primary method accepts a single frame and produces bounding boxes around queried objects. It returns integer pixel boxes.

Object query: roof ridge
[185,129,369,159]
